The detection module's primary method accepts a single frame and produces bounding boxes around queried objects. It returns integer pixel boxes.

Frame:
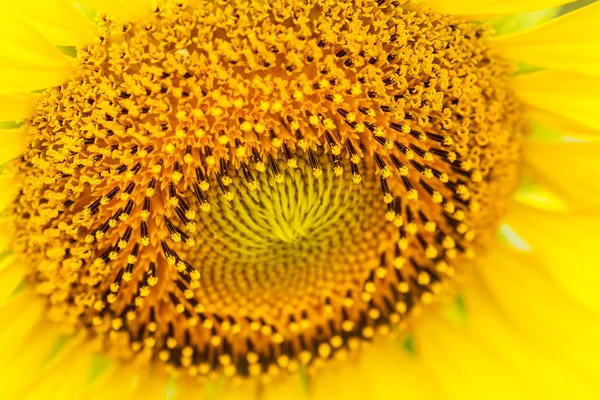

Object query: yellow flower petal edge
[0,127,28,165]
[0,292,45,355]
[0,0,93,47]
[512,178,568,213]
[527,107,600,137]
[0,321,67,399]
[477,239,600,379]
[513,70,600,131]
[17,347,96,400]
[308,338,447,400]
[491,8,560,36]
[0,172,21,212]
[504,204,600,316]
[357,344,446,400]
[415,317,534,398]
[492,2,600,76]
[522,139,600,211]
[310,362,377,400]
[419,0,575,16]
[0,19,73,94]
[83,366,175,400]
[0,293,102,400]
[418,267,600,398]
[0,93,38,122]
[0,261,25,307]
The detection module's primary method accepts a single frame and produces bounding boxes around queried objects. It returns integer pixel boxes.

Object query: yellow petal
[0,250,15,273]
[0,314,54,371]
[504,204,600,316]
[77,0,153,21]
[0,321,67,398]
[0,127,27,165]
[260,374,307,400]
[19,346,95,400]
[0,93,38,122]
[0,261,25,307]
[203,379,260,400]
[491,8,560,36]
[83,364,153,400]
[0,290,86,400]
[512,178,568,212]
[0,229,10,255]
[478,240,600,379]
[0,0,93,47]
[0,339,88,400]
[493,3,600,76]
[0,173,20,215]
[527,107,600,137]
[420,0,575,16]
[451,274,599,396]
[139,376,179,400]
[359,342,446,399]
[513,71,600,131]
[414,314,532,399]
[523,140,600,211]
[0,291,44,352]
[310,360,373,400]
[0,19,73,94]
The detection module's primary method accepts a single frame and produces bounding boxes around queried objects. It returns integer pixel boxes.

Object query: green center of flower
[8,0,523,381]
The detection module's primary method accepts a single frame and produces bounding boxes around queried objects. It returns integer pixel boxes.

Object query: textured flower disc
[9,0,523,381]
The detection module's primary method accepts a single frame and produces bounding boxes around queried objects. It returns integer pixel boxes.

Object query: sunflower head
[7,0,523,382]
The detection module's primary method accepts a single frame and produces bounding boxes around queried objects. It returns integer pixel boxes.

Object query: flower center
[9,0,522,381]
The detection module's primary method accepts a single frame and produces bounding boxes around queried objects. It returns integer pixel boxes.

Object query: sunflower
[1,0,599,398]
